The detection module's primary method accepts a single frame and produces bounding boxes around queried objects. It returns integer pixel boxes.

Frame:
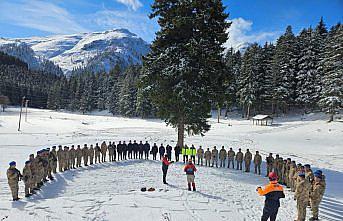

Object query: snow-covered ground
[0,108,342,220]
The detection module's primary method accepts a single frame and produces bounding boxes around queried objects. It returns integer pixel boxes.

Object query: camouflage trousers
[296,200,307,221]
[8,182,19,200]
[311,200,321,219]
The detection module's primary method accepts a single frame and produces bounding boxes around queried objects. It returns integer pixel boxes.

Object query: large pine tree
[319,23,343,122]
[271,26,298,114]
[142,0,229,147]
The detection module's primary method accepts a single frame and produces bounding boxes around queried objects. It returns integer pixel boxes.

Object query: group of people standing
[6,141,325,221]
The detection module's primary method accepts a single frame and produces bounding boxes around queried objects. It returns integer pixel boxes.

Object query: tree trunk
[247,104,251,119]
[177,121,185,148]
[217,106,220,123]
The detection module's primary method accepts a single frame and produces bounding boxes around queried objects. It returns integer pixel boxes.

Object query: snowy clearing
[0,108,342,221]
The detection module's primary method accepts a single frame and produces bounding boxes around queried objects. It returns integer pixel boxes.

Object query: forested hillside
[0,20,341,120]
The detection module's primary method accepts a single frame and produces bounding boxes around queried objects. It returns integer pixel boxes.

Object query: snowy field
[0,107,342,221]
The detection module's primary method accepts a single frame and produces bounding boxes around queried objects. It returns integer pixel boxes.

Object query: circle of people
[6,141,326,221]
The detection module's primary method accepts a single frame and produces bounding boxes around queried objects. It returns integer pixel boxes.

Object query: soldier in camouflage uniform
[63,146,69,171]
[70,145,76,169]
[89,144,95,165]
[29,154,38,191]
[277,157,283,183]
[50,146,58,173]
[288,161,297,192]
[253,151,262,175]
[108,142,114,162]
[309,170,326,221]
[57,145,64,172]
[83,144,89,166]
[295,172,311,221]
[266,153,274,177]
[236,148,243,170]
[76,145,83,167]
[244,149,252,172]
[22,160,33,197]
[273,154,280,176]
[219,146,227,168]
[196,146,204,166]
[7,161,22,201]
[204,148,211,167]
[227,148,235,169]
[101,141,108,162]
[41,150,49,182]
[37,151,45,187]
[48,148,56,180]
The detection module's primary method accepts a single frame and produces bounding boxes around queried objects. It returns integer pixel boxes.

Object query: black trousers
[175,154,179,162]
[261,206,279,221]
[162,169,168,184]
[153,154,157,160]
[144,152,149,159]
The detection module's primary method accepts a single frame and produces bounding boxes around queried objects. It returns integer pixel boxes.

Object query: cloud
[89,9,158,42]
[224,18,279,51]
[0,0,87,35]
[115,0,143,11]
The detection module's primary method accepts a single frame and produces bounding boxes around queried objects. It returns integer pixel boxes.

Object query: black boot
[188,184,191,191]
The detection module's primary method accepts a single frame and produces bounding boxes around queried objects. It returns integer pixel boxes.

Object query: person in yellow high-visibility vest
[182,145,189,163]
[189,145,196,162]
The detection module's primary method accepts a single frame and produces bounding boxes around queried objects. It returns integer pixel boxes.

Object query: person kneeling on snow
[184,159,197,191]
[162,154,174,184]
[257,172,285,221]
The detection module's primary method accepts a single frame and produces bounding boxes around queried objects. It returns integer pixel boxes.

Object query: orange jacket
[258,180,284,196]
[257,180,285,208]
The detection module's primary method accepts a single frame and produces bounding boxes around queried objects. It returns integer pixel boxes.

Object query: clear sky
[0,0,342,47]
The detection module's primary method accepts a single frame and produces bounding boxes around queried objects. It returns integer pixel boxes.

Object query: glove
[170,161,175,163]
[256,186,261,192]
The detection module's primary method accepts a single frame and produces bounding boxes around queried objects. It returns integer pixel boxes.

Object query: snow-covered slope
[0,29,150,74]
[0,108,342,220]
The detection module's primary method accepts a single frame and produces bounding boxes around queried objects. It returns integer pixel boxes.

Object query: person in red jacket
[257,172,285,221]
[162,154,174,184]
[184,159,197,191]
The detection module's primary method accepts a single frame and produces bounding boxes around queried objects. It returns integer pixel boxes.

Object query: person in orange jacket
[162,154,174,184]
[257,172,285,221]
[184,159,197,191]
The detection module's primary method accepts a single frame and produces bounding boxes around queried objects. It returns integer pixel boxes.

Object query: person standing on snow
[144,141,150,160]
[211,146,219,168]
[244,149,252,172]
[219,146,227,168]
[159,143,166,160]
[184,159,197,191]
[166,144,173,160]
[204,148,211,167]
[7,161,22,201]
[174,145,181,162]
[294,172,311,221]
[227,147,235,169]
[257,172,285,221]
[182,145,189,163]
[309,170,326,221]
[253,151,262,175]
[196,146,204,166]
[161,154,174,184]
[151,143,158,160]
[236,148,243,170]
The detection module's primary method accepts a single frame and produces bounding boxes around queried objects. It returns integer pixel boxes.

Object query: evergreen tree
[319,23,343,122]
[119,66,140,117]
[237,43,264,118]
[261,42,275,111]
[107,64,122,115]
[296,28,319,111]
[271,25,298,114]
[142,0,229,147]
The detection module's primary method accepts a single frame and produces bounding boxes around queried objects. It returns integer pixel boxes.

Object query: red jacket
[184,163,197,175]
[162,157,171,166]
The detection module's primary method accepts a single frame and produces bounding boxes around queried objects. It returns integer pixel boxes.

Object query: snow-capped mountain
[0,29,150,74]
